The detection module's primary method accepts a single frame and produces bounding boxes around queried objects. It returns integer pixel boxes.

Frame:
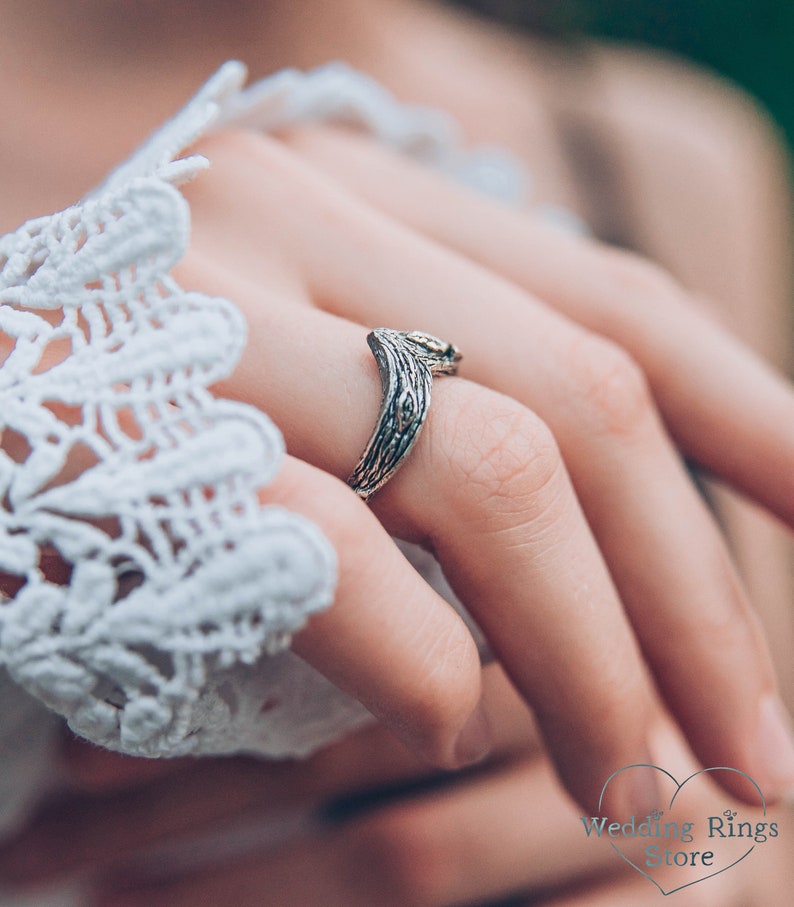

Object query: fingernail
[454,702,492,766]
[756,694,794,795]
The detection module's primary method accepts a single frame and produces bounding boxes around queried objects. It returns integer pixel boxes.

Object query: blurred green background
[457,0,794,149]
[579,1,793,147]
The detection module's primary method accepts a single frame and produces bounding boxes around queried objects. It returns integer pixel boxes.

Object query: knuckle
[566,334,653,438]
[437,383,563,517]
[352,807,457,906]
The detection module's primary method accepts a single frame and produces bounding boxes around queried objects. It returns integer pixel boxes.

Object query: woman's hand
[154,122,794,815]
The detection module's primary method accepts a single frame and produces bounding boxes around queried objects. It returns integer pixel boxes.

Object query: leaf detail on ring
[396,388,417,431]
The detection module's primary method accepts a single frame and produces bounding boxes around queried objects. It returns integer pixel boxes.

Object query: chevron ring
[347,328,462,501]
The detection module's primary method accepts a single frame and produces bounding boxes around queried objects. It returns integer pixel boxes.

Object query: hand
[154,122,793,814]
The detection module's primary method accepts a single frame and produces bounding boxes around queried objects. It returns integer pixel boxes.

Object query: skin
[0,0,792,904]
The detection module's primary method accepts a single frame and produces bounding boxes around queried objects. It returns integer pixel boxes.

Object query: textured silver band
[348,328,462,501]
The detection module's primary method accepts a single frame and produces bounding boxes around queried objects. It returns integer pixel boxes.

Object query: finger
[0,665,540,885]
[187,130,792,802]
[180,251,661,817]
[268,456,489,771]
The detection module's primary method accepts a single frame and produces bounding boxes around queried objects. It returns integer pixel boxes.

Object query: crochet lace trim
[0,63,339,758]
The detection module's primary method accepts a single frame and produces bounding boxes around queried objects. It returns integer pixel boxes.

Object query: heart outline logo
[597,764,766,896]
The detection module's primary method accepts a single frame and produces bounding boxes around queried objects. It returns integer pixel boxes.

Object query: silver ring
[348,328,462,501]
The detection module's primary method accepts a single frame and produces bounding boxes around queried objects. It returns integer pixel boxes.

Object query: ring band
[348,328,462,501]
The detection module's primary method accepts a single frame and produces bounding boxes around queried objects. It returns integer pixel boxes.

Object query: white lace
[0,63,342,763]
[0,60,514,832]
